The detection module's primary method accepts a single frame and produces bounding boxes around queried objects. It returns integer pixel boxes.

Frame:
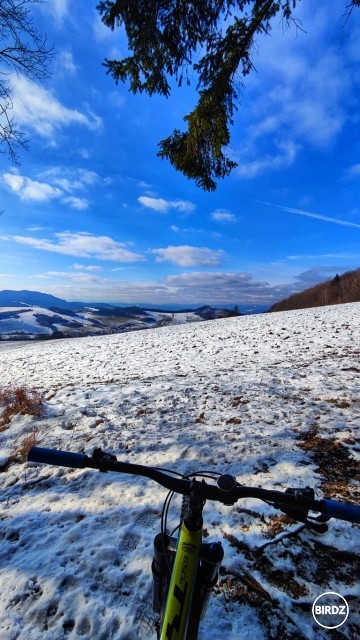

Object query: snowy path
[0,303,359,639]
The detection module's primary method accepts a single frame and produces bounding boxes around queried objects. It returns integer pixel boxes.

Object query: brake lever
[275,487,329,534]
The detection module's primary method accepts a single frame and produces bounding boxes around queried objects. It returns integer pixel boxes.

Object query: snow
[145,310,201,325]
[0,302,359,639]
[0,306,97,340]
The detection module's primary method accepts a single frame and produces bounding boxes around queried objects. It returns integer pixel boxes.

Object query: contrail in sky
[256,200,360,229]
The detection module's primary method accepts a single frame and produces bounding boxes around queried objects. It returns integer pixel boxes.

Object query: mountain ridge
[0,292,243,340]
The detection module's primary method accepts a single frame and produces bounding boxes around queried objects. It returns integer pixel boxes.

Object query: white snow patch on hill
[0,303,359,639]
[0,306,96,340]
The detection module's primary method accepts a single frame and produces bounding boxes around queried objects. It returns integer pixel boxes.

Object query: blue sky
[0,0,360,308]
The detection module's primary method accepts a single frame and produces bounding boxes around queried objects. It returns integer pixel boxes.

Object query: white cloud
[43,270,272,305]
[164,271,273,303]
[51,0,70,21]
[73,264,102,272]
[43,271,107,285]
[235,3,359,177]
[11,76,102,141]
[211,209,236,222]
[2,173,62,202]
[6,232,145,263]
[152,245,225,267]
[57,50,77,74]
[138,196,195,213]
[27,266,355,307]
[62,197,89,210]
[79,148,91,159]
[2,167,104,208]
[237,140,298,179]
[39,167,101,191]
[92,9,123,45]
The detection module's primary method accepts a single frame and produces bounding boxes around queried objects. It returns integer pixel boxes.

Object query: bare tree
[0,0,54,165]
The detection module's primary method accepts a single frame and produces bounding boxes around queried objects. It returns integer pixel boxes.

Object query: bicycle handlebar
[27,447,360,525]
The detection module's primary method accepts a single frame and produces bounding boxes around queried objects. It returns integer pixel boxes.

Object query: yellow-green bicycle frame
[160,522,202,640]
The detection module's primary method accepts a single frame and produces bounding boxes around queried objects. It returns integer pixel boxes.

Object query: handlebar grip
[322,499,360,524]
[28,447,87,469]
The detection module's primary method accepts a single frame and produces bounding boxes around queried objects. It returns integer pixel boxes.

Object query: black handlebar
[27,447,360,525]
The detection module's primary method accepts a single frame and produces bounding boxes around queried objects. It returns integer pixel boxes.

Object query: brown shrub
[0,387,43,431]
[11,430,40,464]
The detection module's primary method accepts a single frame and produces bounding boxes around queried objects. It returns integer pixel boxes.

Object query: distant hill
[268,268,360,313]
[194,305,241,320]
[0,291,244,341]
[0,290,81,310]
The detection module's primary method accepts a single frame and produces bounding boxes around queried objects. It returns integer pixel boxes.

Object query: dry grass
[10,430,40,465]
[0,386,43,431]
[264,514,294,538]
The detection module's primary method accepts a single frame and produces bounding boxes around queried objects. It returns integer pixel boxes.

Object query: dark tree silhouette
[0,0,54,164]
[97,0,360,190]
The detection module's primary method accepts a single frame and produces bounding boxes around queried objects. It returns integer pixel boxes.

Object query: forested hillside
[269,268,360,312]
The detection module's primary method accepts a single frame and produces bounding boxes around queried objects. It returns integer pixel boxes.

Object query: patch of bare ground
[298,424,360,503]
[217,568,307,640]
[218,478,360,640]
[264,514,294,538]
[221,512,359,637]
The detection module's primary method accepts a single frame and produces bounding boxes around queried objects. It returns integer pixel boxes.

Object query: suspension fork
[160,522,202,639]
[151,480,224,639]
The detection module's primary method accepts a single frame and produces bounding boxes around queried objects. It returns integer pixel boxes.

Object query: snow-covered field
[0,303,359,639]
[146,311,202,325]
[0,306,97,340]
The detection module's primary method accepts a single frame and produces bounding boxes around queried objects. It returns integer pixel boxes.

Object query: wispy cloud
[39,167,102,190]
[40,271,107,285]
[2,167,105,209]
[235,3,358,178]
[62,197,89,210]
[3,232,145,263]
[152,246,225,267]
[12,76,102,141]
[257,201,360,229]
[345,163,360,179]
[138,196,195,213]
[49,0,70,22]
[211,209,236,223]
[73,263,102,272]
[237,141,298,179]
[57,49,77,75]
[287,252,360,260]
[170,225,222,239]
